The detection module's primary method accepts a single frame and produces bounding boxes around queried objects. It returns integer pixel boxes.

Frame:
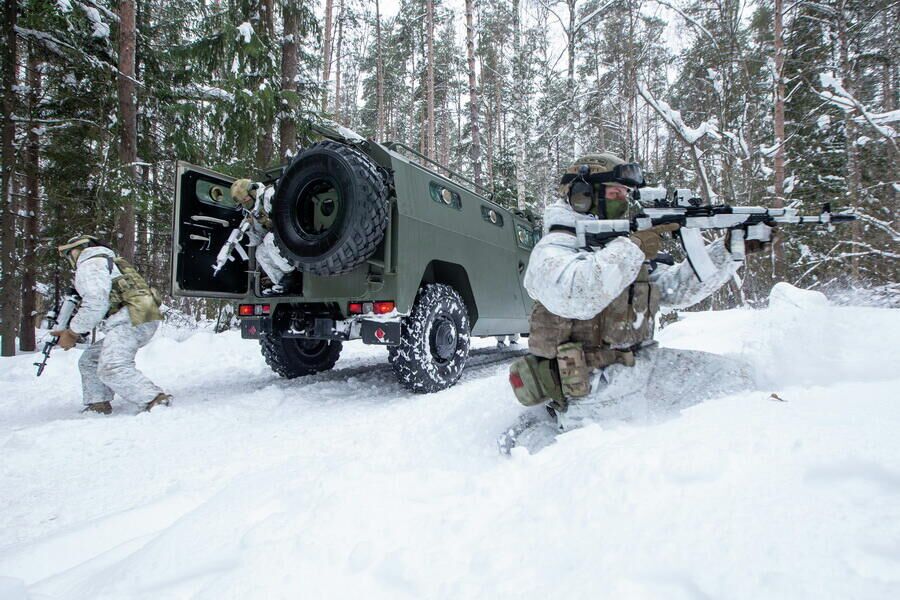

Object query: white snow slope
[1,284,898,599]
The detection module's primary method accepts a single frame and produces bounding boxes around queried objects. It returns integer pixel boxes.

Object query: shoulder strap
[81,254,115,274]
[548,224,576,235]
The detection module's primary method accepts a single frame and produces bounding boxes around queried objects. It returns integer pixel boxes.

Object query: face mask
[603,185,630,219]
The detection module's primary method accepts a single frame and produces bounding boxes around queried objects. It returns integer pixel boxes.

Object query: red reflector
[373,301,395,315]
[348,302,363,314]
[261,304,271,315]
[238,304,254,317]
[509,372,524,389]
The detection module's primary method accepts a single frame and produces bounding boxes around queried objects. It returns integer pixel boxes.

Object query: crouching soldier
[230,178,296,295]
[507,153,771,439]
[54,235,171,414]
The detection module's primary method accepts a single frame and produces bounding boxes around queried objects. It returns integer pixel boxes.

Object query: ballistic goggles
[559,162,645,188]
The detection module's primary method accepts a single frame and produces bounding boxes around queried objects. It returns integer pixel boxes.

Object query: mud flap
[360,320,401,345]
[241,317,272,339]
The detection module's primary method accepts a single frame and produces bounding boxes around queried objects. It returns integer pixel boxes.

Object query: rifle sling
[548,224,577,235]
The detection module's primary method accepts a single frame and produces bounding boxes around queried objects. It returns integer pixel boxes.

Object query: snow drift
[0,284,898,599]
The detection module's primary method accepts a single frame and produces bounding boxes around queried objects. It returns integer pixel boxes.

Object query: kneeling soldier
[509,153,773,422]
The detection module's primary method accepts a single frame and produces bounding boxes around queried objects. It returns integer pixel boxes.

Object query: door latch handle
[189,234,212,251]
[191,215,230,227]
[518,261,526,274]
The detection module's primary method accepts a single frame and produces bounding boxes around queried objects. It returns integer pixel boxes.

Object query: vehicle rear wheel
[391,284,471,393]
[259,334,343,378]
[272,140,388,276]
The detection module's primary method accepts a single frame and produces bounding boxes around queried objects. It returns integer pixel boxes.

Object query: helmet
[58,234,100,267]
[230,179,257,206]
[559,152,644,219]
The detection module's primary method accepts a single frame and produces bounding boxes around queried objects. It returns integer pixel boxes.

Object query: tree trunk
[882,16,896,208]
[256,0,275,168]
[465,0,481,186]
[425,0,435,158]
[116,0,137,262]
[20,42,41,352]
[321,0,335,112]
[375,0,385,141]
[837,7,861,281]
[333,0,344,123]
[513,0,525,208]
[279,3,299,159]
[772,0,786,270]
[1,0,19,357]
[567,0,576,156]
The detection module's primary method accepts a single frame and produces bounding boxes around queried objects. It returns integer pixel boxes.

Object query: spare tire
[272,140,389,276]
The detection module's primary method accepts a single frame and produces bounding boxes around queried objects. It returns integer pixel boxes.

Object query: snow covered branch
[854,211,900,242]
[650,0,719,47]
[637,82,720,202]
[817,73,899,150]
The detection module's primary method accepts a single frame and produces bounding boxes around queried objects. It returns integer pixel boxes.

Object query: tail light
[238,304,271,317]
[348,301,395,315]
[373,301,395,315]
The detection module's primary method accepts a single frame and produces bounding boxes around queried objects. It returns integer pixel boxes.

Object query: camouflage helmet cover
[57,234,99,257]
[57,234,101,267]
[230,178,257,205]
[558,152,626,196]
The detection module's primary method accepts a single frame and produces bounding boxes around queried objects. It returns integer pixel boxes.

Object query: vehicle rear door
[172,162,249,298]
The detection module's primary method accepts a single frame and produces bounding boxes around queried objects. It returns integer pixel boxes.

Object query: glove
[630,223,680,260]
[51,328,80,351]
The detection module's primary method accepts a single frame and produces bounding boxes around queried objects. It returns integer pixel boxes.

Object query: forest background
[0,0,896,356]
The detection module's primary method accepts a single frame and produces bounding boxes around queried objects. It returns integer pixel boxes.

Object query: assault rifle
[212,183,264,276]
[574,189,857,282]
[34,290,82,376]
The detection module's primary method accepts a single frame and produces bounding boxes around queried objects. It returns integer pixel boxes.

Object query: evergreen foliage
[0,0,895,353]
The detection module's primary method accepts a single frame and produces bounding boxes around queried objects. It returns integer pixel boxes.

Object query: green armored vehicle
[172,125,539,392]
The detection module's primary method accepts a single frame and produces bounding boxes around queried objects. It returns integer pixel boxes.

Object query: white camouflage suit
[523,202,751,428]
[524,202,742,320]
[248,185,294,286]
[71,246,163,407]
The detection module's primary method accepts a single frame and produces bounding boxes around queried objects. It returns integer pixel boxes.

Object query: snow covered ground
[1,284,898,599]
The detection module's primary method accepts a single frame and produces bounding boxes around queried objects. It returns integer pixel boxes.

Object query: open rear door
[172,162,250,298]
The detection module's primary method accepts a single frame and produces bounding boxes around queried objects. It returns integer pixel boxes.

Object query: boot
[143,393,172,412]
[82,401,112,415]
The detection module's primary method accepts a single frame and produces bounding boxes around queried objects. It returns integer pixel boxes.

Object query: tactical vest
[107,257,163,326]
[528,263,660,365]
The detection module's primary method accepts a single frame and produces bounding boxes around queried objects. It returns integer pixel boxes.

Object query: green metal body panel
[172,137,537,337]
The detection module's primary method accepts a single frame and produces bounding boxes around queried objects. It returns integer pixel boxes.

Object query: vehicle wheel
[391,284,471,393]
[259,334,343,378]
[272,140,389,276]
